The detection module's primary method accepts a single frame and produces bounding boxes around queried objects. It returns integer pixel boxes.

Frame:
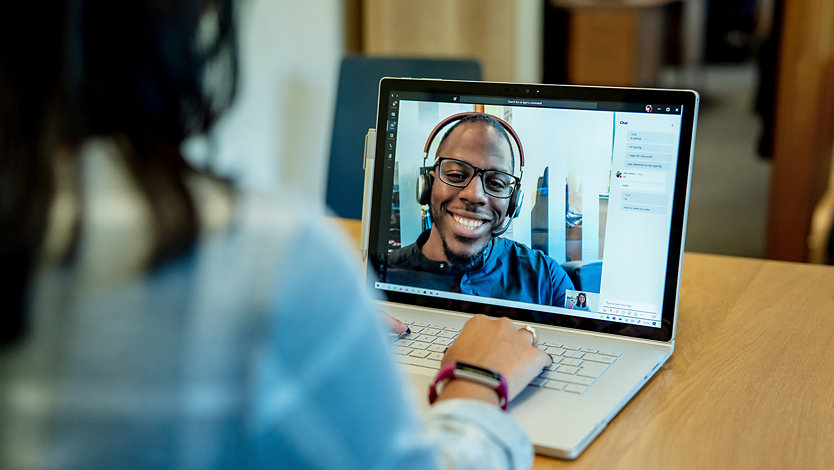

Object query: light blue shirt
[0,195,532,469]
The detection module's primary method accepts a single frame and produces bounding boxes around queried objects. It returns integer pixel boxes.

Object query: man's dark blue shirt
[387,230,575,307]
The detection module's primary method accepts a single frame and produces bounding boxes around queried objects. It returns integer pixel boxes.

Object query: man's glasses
[434,158,519,199]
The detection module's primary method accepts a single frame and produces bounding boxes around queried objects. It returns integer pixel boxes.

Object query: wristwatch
[428,361,509,410]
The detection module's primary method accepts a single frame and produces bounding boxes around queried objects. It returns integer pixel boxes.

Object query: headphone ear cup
[508,187,523,219]
[416,171,432,205]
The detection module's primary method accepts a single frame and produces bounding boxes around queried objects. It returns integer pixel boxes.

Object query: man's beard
[441,235,489,272]
[431,202,493,271]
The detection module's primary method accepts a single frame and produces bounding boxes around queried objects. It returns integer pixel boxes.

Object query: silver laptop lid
[364,78,698,343]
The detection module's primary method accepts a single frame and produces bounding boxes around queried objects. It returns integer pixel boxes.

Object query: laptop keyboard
[391,322,621,395]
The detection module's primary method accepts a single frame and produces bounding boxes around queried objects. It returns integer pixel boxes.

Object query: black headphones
[416,112,525,233]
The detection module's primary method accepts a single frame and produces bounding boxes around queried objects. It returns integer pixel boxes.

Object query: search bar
[458,96,597,109]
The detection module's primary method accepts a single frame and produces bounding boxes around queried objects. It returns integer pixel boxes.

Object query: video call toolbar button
[645,104,682,114]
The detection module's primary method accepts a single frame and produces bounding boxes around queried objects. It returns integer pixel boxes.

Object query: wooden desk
[333,219,834,468]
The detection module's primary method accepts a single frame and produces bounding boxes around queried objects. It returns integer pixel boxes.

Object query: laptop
[359,78,698,459]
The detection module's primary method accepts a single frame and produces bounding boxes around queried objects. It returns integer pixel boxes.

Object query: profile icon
[572,292,590,311]
[645,105,652,113]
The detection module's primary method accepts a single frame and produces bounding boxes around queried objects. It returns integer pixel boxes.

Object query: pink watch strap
[428,361,509,410]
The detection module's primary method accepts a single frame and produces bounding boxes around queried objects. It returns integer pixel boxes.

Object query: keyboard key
[598,349,622,357]
[556,365,579,374]
[541,371,594,386]
[563,350,585,359]
[582,353,616,364]
[410,341,431,350]
[580,347,599,353]
[577,362,609,378]
[395,354,440,369]
[436,330,457,339]
[445,327,461,333]
[529,377,548,387]
[408,349,431,359]
[562,344,581,351]
[422,328,441,336]
[543,341,563,348]
[427,344,447,353]
[560,357,582,367]
[426,352,444,362]
[546,357,563,370]
[432,337,453,346]
[392,346,411,355]
[543,380,567,390]
[545,347,566,356]
[564,384,588,394]
[414,334,436,343]
[393,339,413,347]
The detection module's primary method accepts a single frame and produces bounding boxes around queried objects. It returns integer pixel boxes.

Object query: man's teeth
[453,215,485,229]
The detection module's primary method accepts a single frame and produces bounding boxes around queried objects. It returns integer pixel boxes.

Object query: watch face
[455,362,501,387]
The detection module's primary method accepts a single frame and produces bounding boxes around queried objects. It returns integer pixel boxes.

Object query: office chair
[325,56,481,219]
[561,260,603,292]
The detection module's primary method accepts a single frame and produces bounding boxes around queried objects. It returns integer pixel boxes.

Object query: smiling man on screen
[388,113,574,307]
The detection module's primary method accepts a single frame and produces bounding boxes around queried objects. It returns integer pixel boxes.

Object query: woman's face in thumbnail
[578,293,586,304]
[428,122,512,264]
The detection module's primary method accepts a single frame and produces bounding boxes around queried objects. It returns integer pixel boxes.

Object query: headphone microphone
[416,112,525,235]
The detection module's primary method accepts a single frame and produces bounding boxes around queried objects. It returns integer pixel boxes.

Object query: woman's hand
[436,315,552,405]
[383,312,410,336]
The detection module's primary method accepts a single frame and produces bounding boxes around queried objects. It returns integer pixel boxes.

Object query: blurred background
[198,0,834,264]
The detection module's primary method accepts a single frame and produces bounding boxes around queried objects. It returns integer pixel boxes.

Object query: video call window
[376,98,682,326]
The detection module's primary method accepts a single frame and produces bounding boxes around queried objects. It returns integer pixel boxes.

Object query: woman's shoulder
[207,192,364,292]
[225,192,347,254]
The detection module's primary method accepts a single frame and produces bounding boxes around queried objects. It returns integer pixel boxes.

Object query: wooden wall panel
[343,0,363,54]
[766,1,834,261]
[361,0,537,83]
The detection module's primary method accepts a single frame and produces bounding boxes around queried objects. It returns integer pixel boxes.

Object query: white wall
[514,0,543,83]
[196,0,343,204]
[512,108,613,263]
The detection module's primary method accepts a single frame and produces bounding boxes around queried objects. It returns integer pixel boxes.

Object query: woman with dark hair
[573,292,590,311]
[0,2,549,468]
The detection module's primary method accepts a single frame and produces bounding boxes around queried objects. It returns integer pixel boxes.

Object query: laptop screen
[366,79,698,342]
